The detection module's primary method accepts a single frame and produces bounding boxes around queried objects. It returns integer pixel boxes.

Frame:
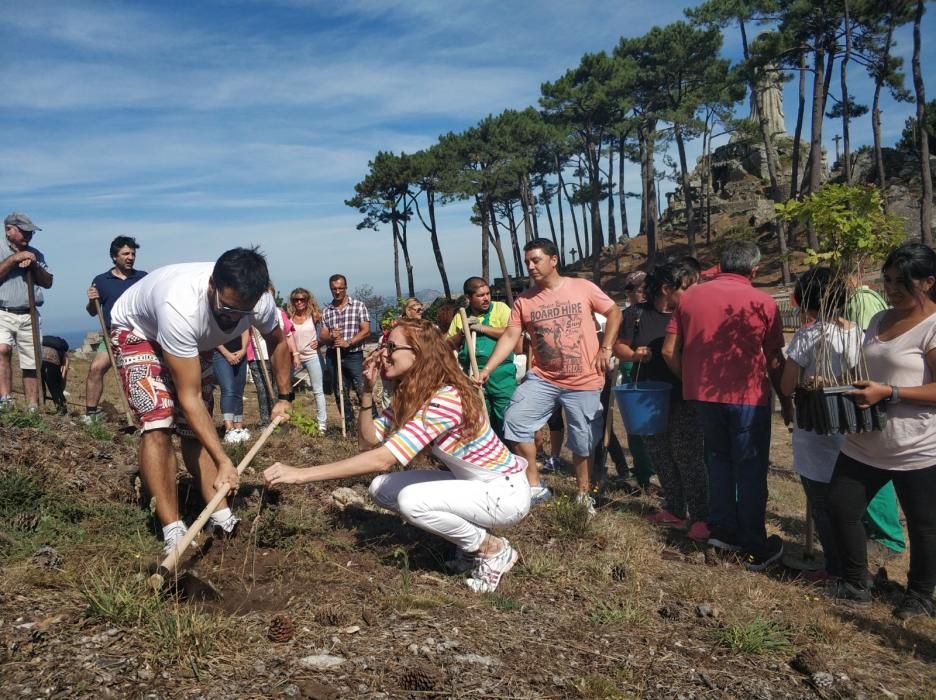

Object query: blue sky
[1,0,933,334]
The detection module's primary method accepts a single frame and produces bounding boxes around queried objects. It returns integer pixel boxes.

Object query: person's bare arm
[357,351,382,449]
[164,352,237,492]
[779,357,801,398]
[30,261,53,288]
[594,304,623,373]
[661,332,682,379]
[478,325,523,383]
[849,347,936,408]
[348,319,370,347]
[264,445,398,486]
[262,325,294,421]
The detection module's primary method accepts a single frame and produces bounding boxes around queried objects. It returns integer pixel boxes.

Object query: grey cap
[4,212,41,232]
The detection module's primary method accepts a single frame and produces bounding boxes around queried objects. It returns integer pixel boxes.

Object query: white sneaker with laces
[223,430,239,444]
[162,522,190,557]
[576,492,597,521]
[210,511,240,536]
[466,539,519,593]
[235,428,251,443]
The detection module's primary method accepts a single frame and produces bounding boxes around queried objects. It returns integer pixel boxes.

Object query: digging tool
[335,344,346,437]
[94,298,137,431]
[24,269,44,409]
[148,415,284,590]
[250,326,275,407]
[458,308,488,417]
[781,499,822,571]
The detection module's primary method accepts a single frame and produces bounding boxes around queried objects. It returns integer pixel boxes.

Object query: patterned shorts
[111,328,213,436]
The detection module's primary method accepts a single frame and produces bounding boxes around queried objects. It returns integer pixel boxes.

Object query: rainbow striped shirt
[374,386,523,479]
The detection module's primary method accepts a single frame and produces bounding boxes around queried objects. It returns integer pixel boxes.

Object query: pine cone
[609,563,628,581]
[13,512,40,531]
[266,613,295,643]
[399,665,440,692]
[791,647,828,676]
[315,607,346,627]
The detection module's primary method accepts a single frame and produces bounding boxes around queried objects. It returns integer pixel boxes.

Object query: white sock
[162,520,187,539]
[210,507,233,525]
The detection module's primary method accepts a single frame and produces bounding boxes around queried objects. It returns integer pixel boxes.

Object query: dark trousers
[644,400,708,522]
[829,453,936,596]
[696,402,771,552]
[326,349,364,428]
[248,360,273,424]
[41,364,66,412]
[800,475,844,578]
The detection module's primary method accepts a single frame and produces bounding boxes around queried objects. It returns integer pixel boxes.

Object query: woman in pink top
[827,244,936,619]
[288,288,327,432]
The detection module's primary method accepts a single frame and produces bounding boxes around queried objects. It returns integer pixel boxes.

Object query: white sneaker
[466,539,519,593]
[530,482,553,506]
[162,522,190,557]
[223,430,240,445]
[81,412,101,425]
[576,492,597,521]
[210,511,240,536]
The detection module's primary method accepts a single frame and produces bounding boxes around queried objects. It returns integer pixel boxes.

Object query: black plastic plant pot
[870,401,888,430]
[820,385,887,435]
[793,387,813,432]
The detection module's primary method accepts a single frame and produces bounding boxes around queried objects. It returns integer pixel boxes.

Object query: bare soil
[1,350,934,699]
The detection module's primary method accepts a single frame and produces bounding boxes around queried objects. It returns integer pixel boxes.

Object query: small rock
[407,643,419,655]
[253,660,266,675]
[695,603,720,619]
[280,683,300,698]
[811,672,834,689]
[31,547,63,570]
[296,653,345,671]
[453,653,496,667]
[339,625,360,634]
[136,664,155,681]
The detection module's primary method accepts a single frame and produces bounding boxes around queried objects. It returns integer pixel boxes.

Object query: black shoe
[893,589,936,620]
[743,535,784,571]
[826,579,872,605]
[707,526,741,553]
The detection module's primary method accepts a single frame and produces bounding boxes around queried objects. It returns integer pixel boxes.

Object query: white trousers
[368,470,531,552]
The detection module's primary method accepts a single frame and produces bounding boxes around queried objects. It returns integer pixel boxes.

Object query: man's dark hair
[213,246,270,301]
[110,236,140,259]
[523,237,558,258]
[463,276,489,295]
[720,241,761,276]
[329,274,347,287]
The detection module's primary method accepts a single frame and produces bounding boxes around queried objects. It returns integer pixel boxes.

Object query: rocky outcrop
[829,147,936,238]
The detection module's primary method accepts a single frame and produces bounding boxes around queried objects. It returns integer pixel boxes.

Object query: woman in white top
[827,244,936,619]
[287,288,327,431]
[780,268,862,581]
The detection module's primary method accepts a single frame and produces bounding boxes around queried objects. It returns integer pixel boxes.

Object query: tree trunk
[505,203,523,279]
[425,190,451,298]
[486,198,514,307]
[577,166,591,259]
[640,122,659,267]
[477,195,491,281]
[675,128,696,257]
[518,174,535,243]
[913,0,933,245]
[399,218,415,298]
[841,0,853,184]
[555,156,568,266]
[587,141,604,284]
[391,211,402,300]
[806,33,826,250]
[542,182,559,254]
[790,51,807,202]
[872,17,896,210]
[607,136,617,246]
[618,137,629,238]
[561,178,583,263]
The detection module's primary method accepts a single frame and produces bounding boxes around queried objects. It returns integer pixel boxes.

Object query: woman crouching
[264,319,530,593]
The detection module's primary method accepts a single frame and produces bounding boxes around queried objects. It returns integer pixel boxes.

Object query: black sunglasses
[384,341,415,355]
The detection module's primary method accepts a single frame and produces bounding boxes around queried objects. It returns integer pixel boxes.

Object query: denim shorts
[503,372,603,457]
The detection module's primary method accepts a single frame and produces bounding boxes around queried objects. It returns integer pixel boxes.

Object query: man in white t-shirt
[110,247,294,554]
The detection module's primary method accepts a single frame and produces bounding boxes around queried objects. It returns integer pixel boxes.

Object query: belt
[0,305,30,315]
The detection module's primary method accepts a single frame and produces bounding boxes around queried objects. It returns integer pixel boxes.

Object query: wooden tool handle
[458,308,488,417]
[25,270,44,408]
[149,415,284,587]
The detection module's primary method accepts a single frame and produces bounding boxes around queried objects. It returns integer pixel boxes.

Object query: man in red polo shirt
[662,241,791,571]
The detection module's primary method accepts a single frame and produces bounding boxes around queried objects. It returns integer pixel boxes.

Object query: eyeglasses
[330,286,346,292]
[292,297,308,303]
[384,341,415,355]
[214,289,255,317]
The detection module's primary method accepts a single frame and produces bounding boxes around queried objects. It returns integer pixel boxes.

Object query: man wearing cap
[0,213,53,410]
[83,235,147,423]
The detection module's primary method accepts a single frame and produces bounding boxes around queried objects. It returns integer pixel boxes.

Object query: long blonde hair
[287,287,321,320]
[389,319,484,438]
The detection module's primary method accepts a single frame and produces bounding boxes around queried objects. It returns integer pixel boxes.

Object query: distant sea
[53,328,98,350]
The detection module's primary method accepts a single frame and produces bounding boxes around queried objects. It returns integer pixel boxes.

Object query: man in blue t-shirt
[83,236,147,422]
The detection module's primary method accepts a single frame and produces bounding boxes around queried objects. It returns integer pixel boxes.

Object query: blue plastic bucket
[613,382,672,436]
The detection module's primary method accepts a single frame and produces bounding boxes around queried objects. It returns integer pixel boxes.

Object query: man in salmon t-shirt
[478,238,622,515]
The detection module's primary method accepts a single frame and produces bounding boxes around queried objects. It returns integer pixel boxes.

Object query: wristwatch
[277,392,296,402]
[889,385,900,404]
